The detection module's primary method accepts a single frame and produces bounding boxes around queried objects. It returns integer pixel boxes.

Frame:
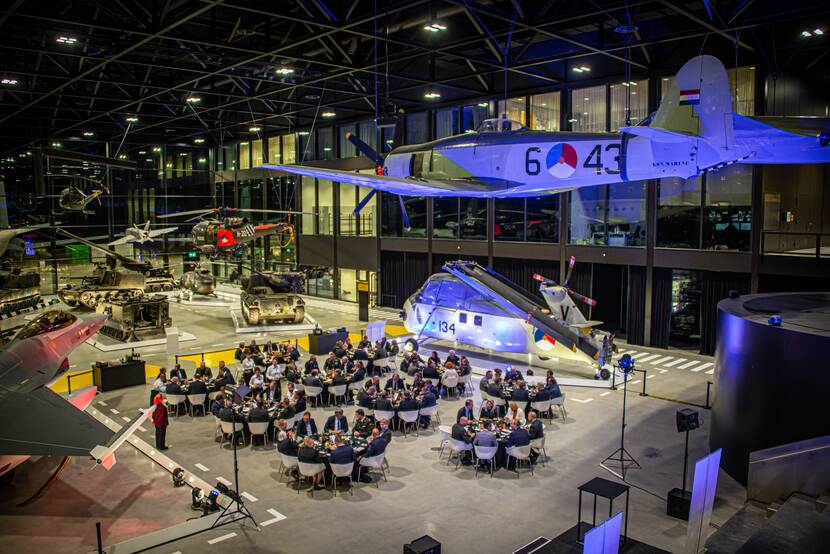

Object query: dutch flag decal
[679,89,700,106]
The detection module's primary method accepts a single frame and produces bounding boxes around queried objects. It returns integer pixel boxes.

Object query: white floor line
[571,398,594,403]
[659,369,668,374]
[678,360,700,369]
[630,352,650,360]
[637,354,663,364]
[705,368,715,375]
[261,509,287,527]
[690,362,714,373]
[207,532,237,545]
[121,416,131,422]
[216,476,231,486]
[664,358,687,367]
[110,408,120,415]
[138,426,147,432]
[98,400,108,406]
[194,463,210,472]
[630,380,641,385]
[241,491,258,502]
[600,392,611,397]
[647,374,656,379]
[651,356,674,365]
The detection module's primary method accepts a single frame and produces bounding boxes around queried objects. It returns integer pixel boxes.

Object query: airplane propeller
[532,256,597,307]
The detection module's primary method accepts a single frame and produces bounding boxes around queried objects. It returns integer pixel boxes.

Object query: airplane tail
[651,55,734,151]
[143,220,150,233]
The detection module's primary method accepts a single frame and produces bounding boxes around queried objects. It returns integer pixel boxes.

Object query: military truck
[58,266,144,309]
[240,271,305,325]
[95,292,171,342]
[0,267,41,315]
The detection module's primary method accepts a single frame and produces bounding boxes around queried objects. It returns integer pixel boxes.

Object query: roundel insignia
[533,329,556,352]
[546,143,578,178]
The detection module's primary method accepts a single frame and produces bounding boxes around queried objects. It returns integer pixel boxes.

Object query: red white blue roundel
[534,329,556,352]
[546,143,578,179]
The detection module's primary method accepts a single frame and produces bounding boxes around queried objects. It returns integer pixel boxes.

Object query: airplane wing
[261,163,495,197]
[0,227,41,257]
[107,235,133,246]
[0,386,112,457]
[147,226,178,238]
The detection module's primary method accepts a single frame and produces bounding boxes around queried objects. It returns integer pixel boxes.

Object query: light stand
[211,409,259,531]
[601,356,641,478]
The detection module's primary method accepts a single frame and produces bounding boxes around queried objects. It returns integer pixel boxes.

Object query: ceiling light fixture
[198,157,207,163]
[321,111,336,118]
[82,131,94,137]
[194,137,205,144]
[51,142,62,147]
[249,126,261,132]
[477,102,488,108]
[1,78,18,85]
[126,116,139,122]
[186,96,201,103]
[138,150,147,154]
[423,22,447,32]
[814,28,825,36]
[572,66,591,73]
[56,36,77,45]
[424,90,441,100]
[276,67,294,75]
[298,131,310,136]
[152,146,161,152]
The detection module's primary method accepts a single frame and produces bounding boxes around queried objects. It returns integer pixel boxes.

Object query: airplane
[108,221,179,246]
[0,224,51,258]
[156,207,297,258]
[402,258,616,377]
[262,55,830,227]
[0,311,155,486]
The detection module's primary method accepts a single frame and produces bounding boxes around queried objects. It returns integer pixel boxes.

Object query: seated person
[263,380,281,404]
[323,353,341,372]
[277,398,295,421]
[457,356,471,376]
[422,362,440,380]
[340,356,354,373]
[456,399,475,423]
[286,344,300,362]
[328,369,347,387]
[474,422,498,447]
[276,423,298,457]
[283,362,299,383]
[210,393,225,416]
[194,362,213,380]
[546,376,562,399]
[324,408,349,433]
[349,362,366,383]
[303,370,324,390]
[428,351,442,367]
[480,370,493,391]
[358,335,371,349]
[504,365,524,383]
[265,360,282,382]
[170,363,187,382]
[479,399,497,420]
[297,437,325,490]
[241,355,256,383]
[219,361,235,386]
[357,386,375,410]
[218,399,235,422]
[445,349,460,366]
[357,428,388,481]
[248,339,261,355]
[417,386,437,428]
[506,419,530,448]
[441,364,459,394]
[377,419,393,445]
[486,377,504,406]
[505,401,527,425]
[295,411,318,438]
[451,417,474,464]
[352,408,373,437]
[293,391,307,414]
[328,435,355,465]
[333,341,347,359]
[385,373,405,392]
[165,376,183,395]
[234,342,246,362]
[511,380,530,402]
[248,400,269,426]
[374,391,394,412]
[533,384,551,404]
[304,355,319,375]
[352,346,369,361]
[387,340,400,356]
[189,375,208,396]
[249,367,265,390]
[527,411,544,440]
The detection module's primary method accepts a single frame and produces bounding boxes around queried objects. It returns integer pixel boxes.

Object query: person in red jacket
[152,394,169,450]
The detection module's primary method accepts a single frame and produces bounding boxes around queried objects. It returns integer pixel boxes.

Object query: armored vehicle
[179,266,216,300]
[0,267,41,315]
[95,292,171,342]
[144,266,177,292]
[58,267,144,309]
[240,271,305,325]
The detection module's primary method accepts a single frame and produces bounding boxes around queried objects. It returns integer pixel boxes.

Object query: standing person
[152,394,169,450]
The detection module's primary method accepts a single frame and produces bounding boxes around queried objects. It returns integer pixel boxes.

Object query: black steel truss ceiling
[0,0,828,152]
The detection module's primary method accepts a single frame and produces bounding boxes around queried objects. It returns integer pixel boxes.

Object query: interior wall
[379,251,429,309]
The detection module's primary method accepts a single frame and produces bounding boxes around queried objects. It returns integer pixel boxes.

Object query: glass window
[338,268,357,302]
[569,182,645,246]
[357,184,377,236]
[610,79,648,131]
[462,103,490,132]
[407,112,428,144]
[306,267,334,298]
[339,124,356,158]
[238,142,250,170]
[381,193,426,237]
[495,197,525,241]
[657,176,701,248]
[526,195,559,243]
[433,197,459,239]
[670,269,702,345]
[358,121,377,152]
[251,139,263,167]
[317,179,334,235]
[318,127,334,160]
[381,126,395,154]
[530,92,560,131]
[267,136,281,164]
[728,66,755,116]
[703,165,752,251]
[283,134,296,164]
[298,132,315,161]
[660,76,673,102]
[571,85,606,132]
[435,108,458,139]
[219,145,236,171]
[761,164,830,256]
[497,97,526,124]
[301,177,315,235]
[459,198,486,239]
[339,182,356,236]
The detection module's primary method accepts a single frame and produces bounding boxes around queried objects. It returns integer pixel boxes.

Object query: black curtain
[431,253,488,274]
[626,266,646,345]
[760,273,830,293]
[700,270,751,355]
[379,251,428,308]
[492,257,559,302]
[650,267,673,348]
[591,264,623,334]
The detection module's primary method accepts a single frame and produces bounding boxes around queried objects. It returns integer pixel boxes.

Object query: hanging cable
[113,121,132,158]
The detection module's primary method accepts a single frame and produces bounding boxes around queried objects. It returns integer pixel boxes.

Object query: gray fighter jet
[0,311,154,483]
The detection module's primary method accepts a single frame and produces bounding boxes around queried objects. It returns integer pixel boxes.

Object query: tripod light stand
[211,409,259,531]
[601,354,641,478]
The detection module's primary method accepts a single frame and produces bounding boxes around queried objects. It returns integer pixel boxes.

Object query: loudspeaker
[676,408,700,432]
[667,487,692,520]
[404,535,441,554]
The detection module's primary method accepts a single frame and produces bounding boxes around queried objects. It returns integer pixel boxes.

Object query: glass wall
[283,134,296,164]
[435,108,458,138]
[494,197,525,241]
[407,112,429,144]
[306,267,335,298]
[571,85,606,132]
[318,127,334,160]
[381,193,427,237]
[657,176,702,248]
[357,185,377,236]
[338,268,357,302]
[459,197,486,239]
[494,196,560,242]
[298,132,315,162]
[339,182,356,236]
[301,177,315,235]
[530,92,560,131]
[358,121,377,152]
[670,269,702,345]
[267,136,281,164]
[433,197,458,239]
[251,139,263,167]
[610,79,648,130]
[704,165,752,251]
[339,124,356,158]
[238,142,250,170]
[569,182,645,246]
[498,97,526,123]
[728,66,755,116]
[317,179,334,235]
[462,103,489,132]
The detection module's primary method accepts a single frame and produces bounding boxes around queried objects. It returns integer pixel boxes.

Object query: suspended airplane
[402,258,616,376]
[263,55,830,227]
[156,207,297,258]
[50,175,109,215]
[108,221,178,246]
[0,311,155,487]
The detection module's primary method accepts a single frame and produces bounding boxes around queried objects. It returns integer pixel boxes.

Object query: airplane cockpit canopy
[477,118,528,133]
[415,274,511,317]
[15,311,77,340]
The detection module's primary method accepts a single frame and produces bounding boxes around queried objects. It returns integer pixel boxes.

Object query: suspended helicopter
[156,207,298,259]
[108,221,178,247]
[48,175,109,215]
[402,257,616,377]
[263,55,830,228]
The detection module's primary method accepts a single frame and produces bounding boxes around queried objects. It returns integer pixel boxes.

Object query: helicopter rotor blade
[563,256,576,286]
[532,273,557,286]
[568,289,597,307]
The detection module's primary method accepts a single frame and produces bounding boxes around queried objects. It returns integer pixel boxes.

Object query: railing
[762,231,830,259]
[610,367,648,397]
[747,434,830,503]
[66,369,94,396]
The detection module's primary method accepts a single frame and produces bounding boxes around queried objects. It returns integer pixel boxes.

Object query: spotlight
[768,315,782,326]
[194,137,205,144]
[572,66,591,73]
[298,131,309,136]
[1,78,18,85]
[477,102,489,108]
[618,353,635,374]
[186,96,201,103]
[152,146,162,152]
[815,28,825,36]
[172,467,186,487]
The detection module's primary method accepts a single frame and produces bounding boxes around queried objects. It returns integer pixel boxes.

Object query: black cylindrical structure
[710,292,830,485]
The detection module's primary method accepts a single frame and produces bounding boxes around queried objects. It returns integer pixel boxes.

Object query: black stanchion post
[705,381,712,409]
[67,374,72,396]
[96,521,103,554]
[640,369,648,397]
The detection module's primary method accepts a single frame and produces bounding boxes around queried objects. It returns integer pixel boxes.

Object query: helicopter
[156,207,297,259]
[49,175,109,215]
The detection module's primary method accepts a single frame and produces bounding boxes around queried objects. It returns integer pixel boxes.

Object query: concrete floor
[0,296,746,553]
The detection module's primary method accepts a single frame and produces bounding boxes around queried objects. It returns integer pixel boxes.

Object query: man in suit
[324,408,349,433]
[456,399,475,423]
[276,425,298,456]
[357,386,375,411]
[328,435,355,465]
[526,411,544,463]
[352,409,373,437]
[504,365,524,383]
[506,419,530,448]
[194,362,213,380]
[170,363,188,382]
[357,428,388,482]
[474,422,498,447]
[189,375,207,396]
[374,391,394,412]
[210,393,225,416]
[323,353,341,372]
[352,347,368,361]
[218,399,235,423]
[385,373,405,392]
[451,417,474,464]
[349,363,366,384]
[304,355,319,375]
[277,398,295,422]
[219,361,235,386]
[295,411,318,438]
[418,386,438,428]
[303,371,325,389]
[293,392,307,414]
[297,437,325,490]
[328,369,347,387]
[377,419,393,444]
[248,400,270,446]
[480,370,493,391]
[511,380,530,402]
[422,364,440,380]
[165,376,183,395]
